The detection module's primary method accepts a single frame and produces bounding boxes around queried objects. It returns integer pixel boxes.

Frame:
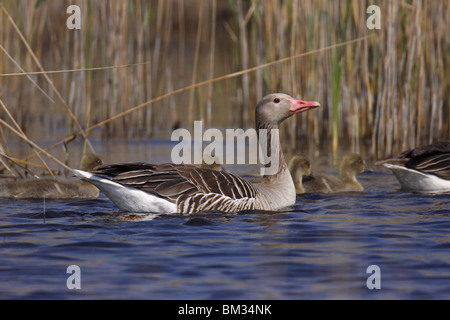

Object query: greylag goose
[302,153,366,193]
[0,153,103,199]
[74,93,320,213]
[288,155,311,194]
[376,141,450,193]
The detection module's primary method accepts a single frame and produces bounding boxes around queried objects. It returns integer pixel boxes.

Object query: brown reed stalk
[16,35,372,165]
[206,0,217,128]
[0,98,55,176]
[0,144,22,178]
[0,44,55,103]
[415,0,425,145]
[0,151,53,172]
[0,117,73,172]
[187,3,204,126]
[1,1,448,161]
[236,0,250,127]
[0,149,49,177]
[0,3,95,153]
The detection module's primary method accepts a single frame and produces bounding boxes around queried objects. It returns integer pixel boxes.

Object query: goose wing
[399,141,450,180]
[92,162,258,212]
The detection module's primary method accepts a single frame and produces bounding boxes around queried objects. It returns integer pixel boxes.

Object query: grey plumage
[377,141,450,181]
[80,93,320,214]
[399,141,450,180]
[92,162,259,214]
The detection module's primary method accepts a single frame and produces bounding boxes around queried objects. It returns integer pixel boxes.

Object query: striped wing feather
[410,154,450,180]
[92,162,258,213]
[399,142,450,180]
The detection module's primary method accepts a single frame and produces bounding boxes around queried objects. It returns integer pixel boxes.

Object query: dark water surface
[1,140,449,299]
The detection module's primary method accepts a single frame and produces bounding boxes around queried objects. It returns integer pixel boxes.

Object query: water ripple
[0,171,449,299]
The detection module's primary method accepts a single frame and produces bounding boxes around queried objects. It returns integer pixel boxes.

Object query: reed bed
[0,0,449,170]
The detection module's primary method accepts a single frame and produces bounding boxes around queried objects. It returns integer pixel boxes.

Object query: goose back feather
[91,162,259,213]
[398,141,450,180]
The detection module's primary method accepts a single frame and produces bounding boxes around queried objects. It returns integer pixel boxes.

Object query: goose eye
[274,98,280,103]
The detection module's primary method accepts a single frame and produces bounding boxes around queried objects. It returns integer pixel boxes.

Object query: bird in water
[300,153,367,193]
[376,141,450,193]
[74,93,320,214]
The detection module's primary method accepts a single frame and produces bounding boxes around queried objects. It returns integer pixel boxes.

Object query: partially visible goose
[0,153,103,199]
[74,93,320,214]
[200,154,223,172]
[288,155,311,194]
[302,153,366,193]
[376,141,450,193]
[79,153,104,172]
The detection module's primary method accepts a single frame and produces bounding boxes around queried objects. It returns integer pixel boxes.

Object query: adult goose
[302,153,366,193]
[74,93,320,213]
[376,141,450,193]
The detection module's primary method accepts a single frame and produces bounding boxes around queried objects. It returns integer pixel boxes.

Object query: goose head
[80,153,103,172]
[255,93,320,127]
[288,155,312,194]
[340,153,365,181]
[288,155,312,180]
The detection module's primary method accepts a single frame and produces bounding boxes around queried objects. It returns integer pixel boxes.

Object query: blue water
[1,169,449,300]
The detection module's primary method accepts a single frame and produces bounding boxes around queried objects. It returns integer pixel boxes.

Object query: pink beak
[288,97,320,114]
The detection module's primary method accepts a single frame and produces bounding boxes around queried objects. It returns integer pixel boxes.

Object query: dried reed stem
[0,98,55,176]
[1,1,448,162]
[0,3,95,154]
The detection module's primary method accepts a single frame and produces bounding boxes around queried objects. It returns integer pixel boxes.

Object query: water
[1,142,450,300]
